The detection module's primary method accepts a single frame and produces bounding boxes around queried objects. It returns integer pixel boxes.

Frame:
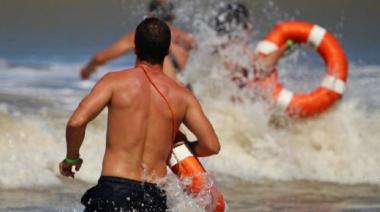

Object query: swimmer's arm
[80,33,135,79]
[168,42,189,70]
[180,33,197,50]
[253,43,288,73]
[183,94,220,157]
[66,73,114,159]
[171,27,197,50]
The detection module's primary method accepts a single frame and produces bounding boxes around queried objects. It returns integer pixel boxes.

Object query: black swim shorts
[81,176,167,212]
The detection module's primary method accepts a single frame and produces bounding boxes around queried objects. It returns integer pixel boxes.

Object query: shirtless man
[80,0,196,81]
[59,17,219,211]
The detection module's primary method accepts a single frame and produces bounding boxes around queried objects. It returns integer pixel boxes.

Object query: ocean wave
[1,91,380,190]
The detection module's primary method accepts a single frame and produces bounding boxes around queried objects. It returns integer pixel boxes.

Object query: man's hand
[59,159,83,178]
[252,41,292,79]
[252,55,277,79]
[80,66,94,80]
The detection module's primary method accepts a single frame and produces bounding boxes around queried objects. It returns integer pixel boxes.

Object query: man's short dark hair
[135,17,171,65]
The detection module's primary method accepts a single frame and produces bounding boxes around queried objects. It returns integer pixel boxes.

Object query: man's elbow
[208,146,220,155]
[67,116,87,129]
[213,143,221,155]
[208,139,221,155]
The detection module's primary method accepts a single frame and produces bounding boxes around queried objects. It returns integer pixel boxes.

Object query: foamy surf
[1,61,380,186]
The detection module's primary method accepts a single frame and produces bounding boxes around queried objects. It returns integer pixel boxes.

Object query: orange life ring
[255,21,348,117]
[169,143,225,212]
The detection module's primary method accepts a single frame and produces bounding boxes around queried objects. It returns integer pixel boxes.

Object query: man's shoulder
[170,81,195,103]
[107,67,139,76]
[98,68,141,86]
[96,68,146,96]
[163,75,188,91]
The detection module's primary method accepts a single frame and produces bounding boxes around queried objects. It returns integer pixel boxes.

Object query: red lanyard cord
[140,66,176,142]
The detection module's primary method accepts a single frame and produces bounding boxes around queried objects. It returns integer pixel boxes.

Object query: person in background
[60,17,219,211]
[212,2,295,89]
[80,0,196,81]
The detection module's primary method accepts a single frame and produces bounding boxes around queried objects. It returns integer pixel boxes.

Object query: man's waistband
[98,175,161,189]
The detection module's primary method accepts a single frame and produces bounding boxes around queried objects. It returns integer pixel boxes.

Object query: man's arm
[168,42,190,71]
[80,32,179,81]
[59,73,114,177]
[170,26,197,50]
[183,94,220,157]
[80,33,135,79]
[253,41,294,77]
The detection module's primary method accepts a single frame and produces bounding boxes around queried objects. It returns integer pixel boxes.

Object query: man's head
[135,17,171,65]
[214,3,250,36]
[148,0,175,22]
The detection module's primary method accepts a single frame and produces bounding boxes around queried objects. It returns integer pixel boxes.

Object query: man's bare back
[62,61,219,181]
[101,62,193,181]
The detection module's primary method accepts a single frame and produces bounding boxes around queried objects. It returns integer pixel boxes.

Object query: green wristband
[286,39,295,49]
[64,157,81,165]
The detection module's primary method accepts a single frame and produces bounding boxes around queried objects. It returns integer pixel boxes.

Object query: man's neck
[136,60,163,73]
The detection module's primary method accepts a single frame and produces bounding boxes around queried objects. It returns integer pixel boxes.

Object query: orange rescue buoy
[255,21,348,117]
[169,143,225,212]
